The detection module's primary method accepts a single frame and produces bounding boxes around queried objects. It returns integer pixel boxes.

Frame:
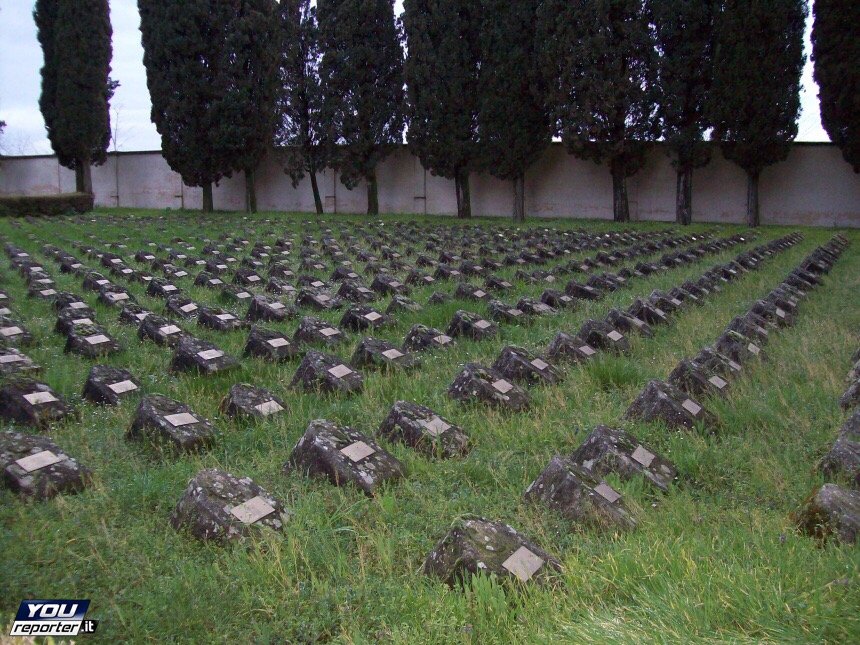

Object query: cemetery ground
[0,208,858,644]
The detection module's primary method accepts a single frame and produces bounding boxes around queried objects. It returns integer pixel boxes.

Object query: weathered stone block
[492,346,562,386]
[138,314,186,347]
[545,332,598,364]
[578,319,630,354]
[246,294,296,322]
[625,379,715,431]
[198,306,247,332]
[795,484,859,544]
[377,400,469,458]
[351,337,420,370]
[403,324,455,352]
[447,363,530,411]
[127,394,215,453]
[82,365,140,405]
[340,306,392,332]
[294,316,346,347]
[0,378,75,429]
[64,324,121,358]
[446,310,498,341]
[289,350,363,395]
[170,336,239,375]
[0,347,40,376]
[667,359,729,400]
[0,431,91,500]
[220,383,287,419]
[244,326,303,362]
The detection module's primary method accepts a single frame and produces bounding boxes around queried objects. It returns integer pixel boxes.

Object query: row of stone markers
[797,291,859,544]
[444,234,802,412]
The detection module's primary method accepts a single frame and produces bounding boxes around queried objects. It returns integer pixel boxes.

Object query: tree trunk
[454,169,472,219]
[245,168,257,213]
[611,167,630,222]
[366,171,379,215]
[202,183,214,213]
[746,170,760,227]
[310,171,323,214]
[513,174,525,223]
[75,161,93,194]
[676,167,693,225]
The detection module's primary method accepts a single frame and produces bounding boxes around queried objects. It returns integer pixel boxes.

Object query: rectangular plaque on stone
[727,359,742,372]
[85,334,110,345]
[670,298,682,307]
[747,343,760,356]
[631,445,655,467]
[247,275,260,282]
[607,331,623,342]
[422,416,451,437]
[197,349,224,360]
[209,279,223,286]
[109,292,129,301]
[160,325,181,335]
[317,295,331,303]
[509,309,523,317]
[1,326,23,337]
[237,292,251,299]
[531,358,549,371]
[364,312,383,322]
[39,289,57,297]
[180,303,198,313]
[492,379,513,394]
[708,375,728,389]
[165,412,198,427]
[320,327,340,337]
[341,440,375,463]
[23,391,59,405]
[254,400,284,416]
[631,317,646,328]
[108,380,138,394]
[163,285,178,292]
[654,308,667,318]
[594,482,622,503]
[15,450,63,473]
[328,364,352,379]
[311,280,325,288]
[230,496,275,524]
[474,290,487,298]
[267,337,289,348]
[475,320,491,330]
[269,302,286,310]
[72,318,93,325]
[216,313,235,321]
[682,399,702,416]
[358,287,373,294]
[579,345,596,356]
[69,301,88,310]
[433,335,452,345]
[382,348,404,360]
[389,281,403,288]
[96,279,110,286]
[502,546,544,583]
[0,354,23,364]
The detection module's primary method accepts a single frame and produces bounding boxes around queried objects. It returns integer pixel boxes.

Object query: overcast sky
[0,0,828,156]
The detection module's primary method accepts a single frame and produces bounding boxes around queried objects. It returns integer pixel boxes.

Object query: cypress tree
[650,0,717,225]
[403,0,481,219]
[215,0,281,213]
[35,0,113,194]
[317,0,405,215]
[276,0,326,214]
[708,0,806,227]
[477,0,549,222]
[812,0,860,173]
[538,0,658,222]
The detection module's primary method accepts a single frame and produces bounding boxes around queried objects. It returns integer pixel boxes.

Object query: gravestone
[715,330,766,365]
[422,516,562,586]
[64,324,121,358]
[198,307,246,332]
[605,308,653,338]
[266,277,297,297]
[0,318,33,346]
[516,297,555,317]
[170,468,289,543]
[0,431,91,500]
[0,347,40,376]
[289,350,363,395]
[82,365,141,405]
[371,274,409,296]
[487,300,528,325]
[427,291,451,305]
[170,336,239,375]
[540,289,576,310]
[570,425,677,492]
[53,292,93,315]
[377,400,469,458]
[220,383,287,419]
[83,271,112,291]
[55,308,98,337]
[485,275,514,292]
[820,410,859,488]
[794,484,859,544]
[351,337,420,370]
[284,419,404,495]
[0,378,75,429]
[545,332,598,364]
[667,359,729,400]
[524,456,637,530]
[565,280,602,301]
[296,288,342,311]
[340,306,392,332]
[243,326,303,362]
[648,290,683,314]
[386,294,422,314]
[127,394,216,452]
[138,314,186,347]
[336,281,377,304]
[165,295,201,319]
[726,315,770,345]
[403,324,455,352]
[692,346,742,380]
[233,268,263,287]
[294,317,346,347]
[455,283,489,302]
[625,379,715,431]
[447,363,530,411]
[221,284,254,304]
[246,294,295,322]
[446,310,498,341]
[119,303,152,326]
[627,298,669,326]
[578,319,630,355]
[492,346,563,386]
[840,380,860,411]
[194,271,226,289]
[146,278,181,299]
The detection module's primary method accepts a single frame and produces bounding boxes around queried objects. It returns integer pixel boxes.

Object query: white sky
[0,0,828,156]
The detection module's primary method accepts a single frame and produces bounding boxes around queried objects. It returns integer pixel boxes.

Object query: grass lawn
[0,209,858,643]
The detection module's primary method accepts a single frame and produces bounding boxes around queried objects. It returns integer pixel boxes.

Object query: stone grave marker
[819,409,859,487]
[146,277,181,299]
[0,431,91,500]
[165,295,201,319]
[625,379,715,431]
[0,317,33,346]
[351,337,420,370]
[339,306,392,332]
[403,324,455,352]
[715,330,766,365]
[284,419,404,495]
[0,378,75,429]
[233,268,264,287]
[447,363,531,411]
[336,281,377,304]
[296,288,342,311]
[220,383,287,419]
[64,323,121,358]
[446,310,498,341]
[627,298,669,326]
[55,308,98,337]
[488,300,528,325]
[692,346,742,380]
[170,336,239,375]
[794,484,859,545]
[578,319,631,354]
[289,350,363,395]
[840,379,860,411]
[243,326,303,362]
[127,394,216,453]
[197,306,246,332]
[118,303,152,326]
[0,347,40,376]
[82,365,141,405]
[565,280,603,301]
[294,316,346,347]
[492,346,563,386]
[378,400,469,458]
[220,284,255,305]
[138,314,186,347]
[386,294,422,314]
[545,332,598,364]
[667,359,729,400]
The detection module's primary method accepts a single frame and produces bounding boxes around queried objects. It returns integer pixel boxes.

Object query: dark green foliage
[812,0,860,173]
[0,193,94,217]
[477,0,549,222]
[34,0,113,194]
[650,0,717,225]
[538,0,659,222]
[708,0,806,226]
[276,0,326,214]
[403,0,481,219]
[318,0,405,215]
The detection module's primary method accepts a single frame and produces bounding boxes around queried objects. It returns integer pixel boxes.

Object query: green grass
[0,209,858,644]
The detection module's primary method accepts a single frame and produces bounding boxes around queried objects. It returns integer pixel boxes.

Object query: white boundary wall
[1,143,858,227]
